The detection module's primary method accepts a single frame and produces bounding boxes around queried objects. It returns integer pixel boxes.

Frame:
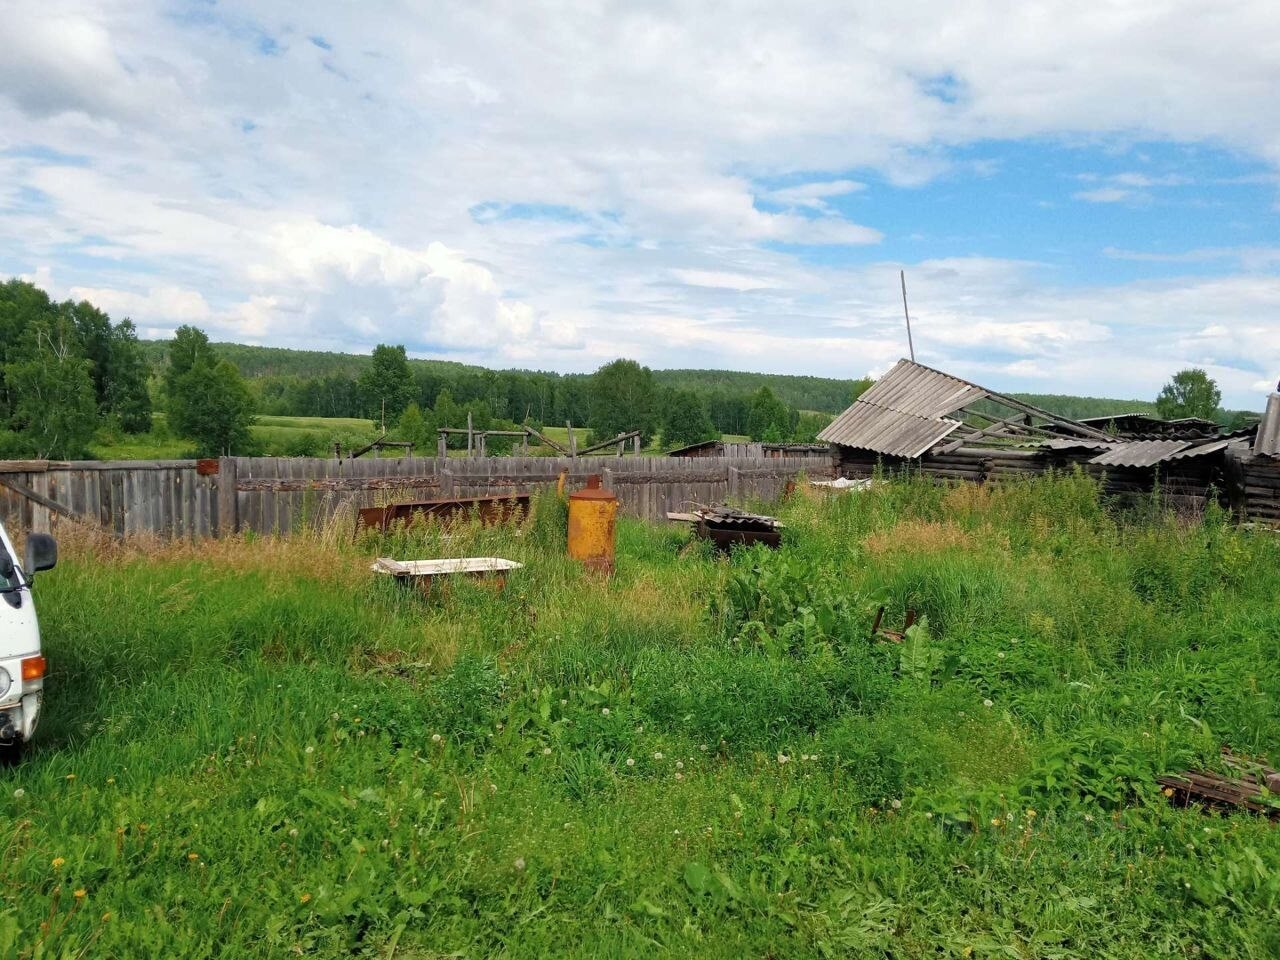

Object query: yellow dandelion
[65,774,76,781]
[300,893,311,904]
[187,852,199,861]
[1163,787,1175,797]
[51,857,66,869]
[991,818,1003,828]
[100,912,111,923]
[74,889,86,900]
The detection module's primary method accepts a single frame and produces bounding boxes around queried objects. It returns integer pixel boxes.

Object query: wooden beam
[0,474,116,535]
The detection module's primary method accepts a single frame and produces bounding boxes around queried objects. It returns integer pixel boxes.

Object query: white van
[0,520,57,764]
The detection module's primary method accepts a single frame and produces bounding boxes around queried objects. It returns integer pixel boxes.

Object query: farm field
[3,475,1280,957]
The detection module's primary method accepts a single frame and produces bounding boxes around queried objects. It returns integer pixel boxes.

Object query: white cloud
[0,0,1279,406]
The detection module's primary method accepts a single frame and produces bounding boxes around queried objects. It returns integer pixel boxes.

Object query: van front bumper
[0,693,41,743]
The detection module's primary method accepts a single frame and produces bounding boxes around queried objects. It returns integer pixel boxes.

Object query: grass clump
[3,473,1280,957]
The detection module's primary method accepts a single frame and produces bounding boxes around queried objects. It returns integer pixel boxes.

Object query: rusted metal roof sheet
[1256,394,1280,458]
[855,359,989,418]
[818,360,983,456]
[1088,440,1191,468]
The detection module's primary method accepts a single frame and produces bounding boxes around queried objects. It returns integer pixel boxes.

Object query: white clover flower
[560,699,568,706]
[675,772,684,781]
[997,651,1006,659]
[891,799,902,810]
[514,857,526,871]
[653,752,663,761]
[983,699,994,708]
[13,788,24,799]
[925,812,933,820]
[675,761,684,770]
[305,745,314,754]
[288,828,298,837]
[542,747,552,756]
[626,758,635,767]
[601,708,610,717]
[700,744,708,752]
[777,753,790,764]
[431,733,442,743]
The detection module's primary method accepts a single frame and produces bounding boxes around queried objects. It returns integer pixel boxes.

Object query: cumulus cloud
[0,0,1278,404]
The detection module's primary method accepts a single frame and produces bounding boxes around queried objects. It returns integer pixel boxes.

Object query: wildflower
[288,828,298,837]
[187,852,199,861]
[331,712,339,721]
[563,822,572,829]
[700,744,708,752]
[891,799,902,810]
[65,774,76,781]
[601,708,610,717]
[997,651,1006,659]
[653,751,664,761]
[488,783,498,793]
[301,893,311,903]
[51,857,65,869]
[925,812,934,820]
[983,699,993,708]
[777,753,790,764]
[626,758,635,767]
[800,754,810,762]
[991,818,1003,828]
[1026,808,1037,819]
[305,746,314,754]
[13,788,23,799]
[675,772,684,781]
[542,747,552,756]
[101,913,111,923]
[1163,787,1174,798]
[675,761,684,770]
[513,857,526,871]
[106,778,115,785]
[560,699,567,706]
[74,889,86,899]
[431,734,442,744]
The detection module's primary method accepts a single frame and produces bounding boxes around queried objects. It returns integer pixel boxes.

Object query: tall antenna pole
[900,269,916,362]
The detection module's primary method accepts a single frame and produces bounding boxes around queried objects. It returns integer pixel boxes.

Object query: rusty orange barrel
[567,474,618,574]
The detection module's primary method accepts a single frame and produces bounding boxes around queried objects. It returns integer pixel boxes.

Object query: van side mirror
[24,534,57,578]
[0,552,12,579]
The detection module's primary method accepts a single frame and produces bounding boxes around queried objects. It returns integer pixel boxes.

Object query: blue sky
[1,1,1278,407]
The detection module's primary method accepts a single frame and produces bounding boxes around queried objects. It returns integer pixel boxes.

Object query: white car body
[0,520,45,748]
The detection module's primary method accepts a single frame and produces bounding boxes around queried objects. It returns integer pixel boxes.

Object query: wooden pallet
[1158,749,1280,820]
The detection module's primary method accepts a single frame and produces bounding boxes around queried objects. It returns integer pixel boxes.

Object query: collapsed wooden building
[818,359,1278,521]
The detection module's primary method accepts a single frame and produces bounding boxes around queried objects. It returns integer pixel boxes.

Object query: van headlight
[0,667,9,698]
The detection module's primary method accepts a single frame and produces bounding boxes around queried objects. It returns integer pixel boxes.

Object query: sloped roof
[818,360,987,457]
[1256,394,1280,458]
[1087,438,1232,468]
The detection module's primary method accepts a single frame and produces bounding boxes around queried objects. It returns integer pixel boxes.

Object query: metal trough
[358,493,530,533]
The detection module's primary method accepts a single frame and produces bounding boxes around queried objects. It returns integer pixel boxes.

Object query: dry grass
[863,519,978,556]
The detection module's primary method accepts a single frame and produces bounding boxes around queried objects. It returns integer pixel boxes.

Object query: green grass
[5,475,1280,957]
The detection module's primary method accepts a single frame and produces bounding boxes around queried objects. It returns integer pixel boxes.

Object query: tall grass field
[4,474,1280,957]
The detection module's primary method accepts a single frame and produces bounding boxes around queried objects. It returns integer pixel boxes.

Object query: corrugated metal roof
[818,360,984,456]
[1038,438,1119,452]
[1088,440,1193,468]
[1255,394,1280,458]
[1166,438,1232,461]
[819,403,962,458]
[855,359,988,418]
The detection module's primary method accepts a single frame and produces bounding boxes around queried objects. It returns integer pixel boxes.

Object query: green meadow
[3,473,1279,957]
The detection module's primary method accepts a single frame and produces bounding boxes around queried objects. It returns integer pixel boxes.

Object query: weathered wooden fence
[0,454,834,538]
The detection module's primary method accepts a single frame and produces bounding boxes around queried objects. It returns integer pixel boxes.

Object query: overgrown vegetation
[4,473,1279,956]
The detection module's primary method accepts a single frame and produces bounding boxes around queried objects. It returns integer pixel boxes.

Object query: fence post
[728,465,740,501]
[440,467,455,498]
[217,457,239,536]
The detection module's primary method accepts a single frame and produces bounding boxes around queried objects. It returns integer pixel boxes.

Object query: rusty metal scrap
[357,493,530,533]
[685,505,783,552]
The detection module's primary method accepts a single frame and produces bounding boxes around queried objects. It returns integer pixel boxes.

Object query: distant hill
[139,339,1243,422]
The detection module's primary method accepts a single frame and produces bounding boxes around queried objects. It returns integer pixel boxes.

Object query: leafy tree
[661,389,717,448]
[4,316,98,458]
[394,402,435,453]
[358,344,415,426]
[793,411,834,443]
[106,319,153,432]
[588,358,658,443]
[164,325,218,400]
[745,387,793,441]
[1155,368,1222,421]
[168,357,256,456]
[851,377,874,403]
[0,279,60,420]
